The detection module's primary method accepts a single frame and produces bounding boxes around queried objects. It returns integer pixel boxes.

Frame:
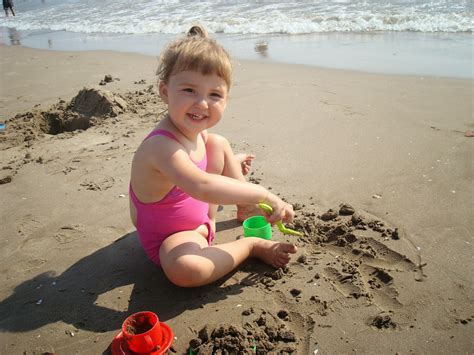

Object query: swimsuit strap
[143,128,207,166]
[145,129,179,142]
[145,129,206,143]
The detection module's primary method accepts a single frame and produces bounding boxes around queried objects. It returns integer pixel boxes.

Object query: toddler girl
[129,25,297,287]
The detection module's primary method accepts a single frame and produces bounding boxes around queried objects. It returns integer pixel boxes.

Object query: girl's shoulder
[136,129,181,160]
[138,128,207,159]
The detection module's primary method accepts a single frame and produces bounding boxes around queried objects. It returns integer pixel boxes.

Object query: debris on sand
[370,312,397,329]
[339,203,355,215]
[0,175,12,185]
[99,74,115,85]
[320,209,338,221]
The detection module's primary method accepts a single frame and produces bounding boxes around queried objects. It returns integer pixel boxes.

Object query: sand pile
[292,203,401,245]
[68,87,127,120]
[1,87,134,149]
[0,85,164,151]
[0,84,165,187]
[189,315,297,354]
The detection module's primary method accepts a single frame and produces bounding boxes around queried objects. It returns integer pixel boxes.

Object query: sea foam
[1,0,472,34]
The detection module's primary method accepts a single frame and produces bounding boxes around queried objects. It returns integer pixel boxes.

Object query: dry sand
[0,45,473,354]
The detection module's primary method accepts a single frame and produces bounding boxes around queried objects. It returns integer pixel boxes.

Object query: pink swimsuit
[129,129,214,266]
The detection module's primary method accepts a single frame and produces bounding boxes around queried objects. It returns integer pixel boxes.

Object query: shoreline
[0,44,473,354]
[1,44,472,120]
[1,28,472,79]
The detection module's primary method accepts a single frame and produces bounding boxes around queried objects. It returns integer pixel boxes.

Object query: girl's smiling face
[159,70,228,139]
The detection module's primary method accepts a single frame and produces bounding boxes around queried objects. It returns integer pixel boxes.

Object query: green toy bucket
[243,216,272,240]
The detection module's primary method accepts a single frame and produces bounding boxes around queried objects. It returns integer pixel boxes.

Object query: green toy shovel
[258,203,303,236]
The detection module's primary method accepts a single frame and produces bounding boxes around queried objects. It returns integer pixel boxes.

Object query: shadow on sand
[0,220,254,336]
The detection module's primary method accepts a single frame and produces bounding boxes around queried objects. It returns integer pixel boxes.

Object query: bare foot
[251,239,297,268]
[235,153,255,176]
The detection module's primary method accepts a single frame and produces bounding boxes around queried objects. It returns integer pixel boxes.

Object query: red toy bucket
[111,311,173,355]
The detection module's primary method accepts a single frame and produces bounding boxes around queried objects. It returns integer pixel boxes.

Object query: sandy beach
[0,44,473,354]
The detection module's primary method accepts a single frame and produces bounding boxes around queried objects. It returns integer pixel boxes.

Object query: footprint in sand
[358,264,402,310]
[16,214,45,237]
[323,267,365,299]
[296,204,417,311]
[54,224,85,244]
[354,238,415,271]
[14,258,48,273]
[323,235,414,310]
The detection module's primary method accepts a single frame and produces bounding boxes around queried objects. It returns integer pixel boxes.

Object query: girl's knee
[159,233,212,287]
[206,133,231,152]
[162,255,212,287]
[206,134,232,175]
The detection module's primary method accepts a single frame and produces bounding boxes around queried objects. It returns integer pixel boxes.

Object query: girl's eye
[211,92,223,98]
[183,88,194,93]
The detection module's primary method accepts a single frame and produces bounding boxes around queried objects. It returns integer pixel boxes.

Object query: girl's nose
[194,96,208,109]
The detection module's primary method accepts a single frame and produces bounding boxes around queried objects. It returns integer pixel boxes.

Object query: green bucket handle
[258,203,303,236]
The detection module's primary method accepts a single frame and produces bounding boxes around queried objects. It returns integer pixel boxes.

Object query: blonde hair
[156,25,232,89]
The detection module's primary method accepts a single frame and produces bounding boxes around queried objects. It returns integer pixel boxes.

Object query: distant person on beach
[3,0,15,16]
[129,25,297,287]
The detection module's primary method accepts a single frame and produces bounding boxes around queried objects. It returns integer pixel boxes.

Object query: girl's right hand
[264,193,295,225]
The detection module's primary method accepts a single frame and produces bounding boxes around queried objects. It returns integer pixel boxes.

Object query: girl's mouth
[188,113,207,121]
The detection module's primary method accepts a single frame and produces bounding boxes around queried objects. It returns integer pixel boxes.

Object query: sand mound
[37,86,127,135]
[189,316,297,354]
[0,87,133,149]
[69,87,127,118]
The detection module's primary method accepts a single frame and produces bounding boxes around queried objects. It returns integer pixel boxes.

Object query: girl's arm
[150,137,293,223]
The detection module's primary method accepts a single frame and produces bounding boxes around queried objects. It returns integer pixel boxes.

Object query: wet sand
[0,45,473,354]
[3,28,472,78]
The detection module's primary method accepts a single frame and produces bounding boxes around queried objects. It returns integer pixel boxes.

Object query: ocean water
[0,0,472,78]
[2,0,472,34]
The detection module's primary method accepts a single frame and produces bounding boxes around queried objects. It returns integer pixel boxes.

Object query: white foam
[1,0,472,34]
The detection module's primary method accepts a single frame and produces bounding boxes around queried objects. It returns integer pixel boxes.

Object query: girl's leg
[159,229,297,287]
[205,134,261,223]
[158,134,296,287]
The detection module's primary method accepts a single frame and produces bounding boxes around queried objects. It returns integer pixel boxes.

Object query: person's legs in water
[4,1,15,16]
